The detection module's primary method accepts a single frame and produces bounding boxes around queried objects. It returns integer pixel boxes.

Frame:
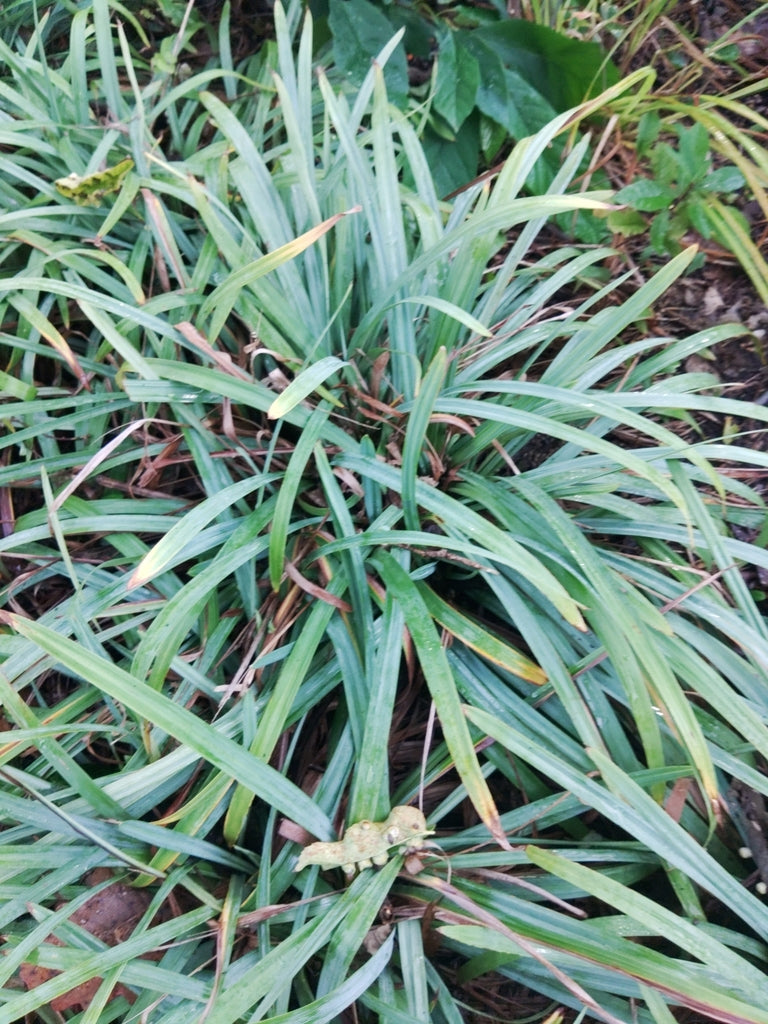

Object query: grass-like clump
[1,1,768,1021]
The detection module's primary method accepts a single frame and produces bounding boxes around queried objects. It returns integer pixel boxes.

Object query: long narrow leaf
[1,613,332,839]
[373,552,508,848]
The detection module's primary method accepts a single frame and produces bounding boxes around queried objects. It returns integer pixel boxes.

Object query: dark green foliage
[328,0,409,105]
[318,0,618,194]
[1,3,768,1023]
[613,117,746,256]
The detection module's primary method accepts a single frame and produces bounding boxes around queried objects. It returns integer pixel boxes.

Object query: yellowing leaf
[55,159,134,206]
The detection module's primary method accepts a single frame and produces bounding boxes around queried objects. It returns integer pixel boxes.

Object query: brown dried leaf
[20,871,166,1014]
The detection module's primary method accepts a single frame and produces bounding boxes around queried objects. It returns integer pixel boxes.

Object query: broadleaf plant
[613,117,747,258]
[315,0,619,195]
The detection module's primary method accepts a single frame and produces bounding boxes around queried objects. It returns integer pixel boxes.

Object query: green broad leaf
[615,180,677,212]
[479,114,507,163]
[328,0,408,107]
[267,356,347,419]
[385,6,434,58]
[605,209,648,236]
[423,117,479,198]
[458,38,561,194]
[465,33,558,142]
[675,122,710,187]
[433,29,480,133]
[473,19,619,112]
[684,196,713,239]
[497,67,560,147]
[425,109,459,143]
[700,165,745,194]
[636,110,661,158]
[460,35,508,125]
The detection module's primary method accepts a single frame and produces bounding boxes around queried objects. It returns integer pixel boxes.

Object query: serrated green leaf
[615,179,676,212]
[606,209,648,236]
[650,141,681,187]
[636,110,661,157]
[675,122,710,187]
[684,196,713,238]
[649,206,672,254]
[700,165,745,194]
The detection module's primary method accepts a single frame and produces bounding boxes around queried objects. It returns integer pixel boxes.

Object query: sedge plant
[1,2,768,1023]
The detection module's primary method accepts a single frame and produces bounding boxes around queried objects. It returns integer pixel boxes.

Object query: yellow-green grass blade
[401,346,448,532]
[206,863,397,1024]
[268,405,330,590]
[525,846,768,996]
[465,706,768,942]
[223,576,343,844]
[706,199,768,304]
[129,499,276,690]
[339,453,586,631]
[267,357,347,420]
[373,552,507,849]
[439,923,768,1024]
[347,593,406,822]
[135,772,234,883]
[128,475,271,589]
[0,906,213,1023]
[416,583,547,686]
